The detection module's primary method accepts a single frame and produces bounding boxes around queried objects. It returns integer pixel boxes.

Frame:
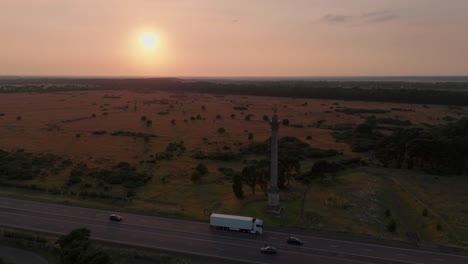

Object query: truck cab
[252,218,263,234]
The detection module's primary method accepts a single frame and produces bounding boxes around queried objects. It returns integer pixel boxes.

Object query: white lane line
[0,211,401,264]
[397,253,407,256]
[268,230,468,259]
[330,244,339,248]
[0,222,270,264]
[433,259,445,261]
[361,249,373,252]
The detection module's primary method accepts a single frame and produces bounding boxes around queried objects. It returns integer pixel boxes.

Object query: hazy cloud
[322,14,351,24]
[322,10,400,25]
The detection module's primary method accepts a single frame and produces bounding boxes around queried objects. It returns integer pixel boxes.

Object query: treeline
[375,118,468,175]
[2,78,468,105]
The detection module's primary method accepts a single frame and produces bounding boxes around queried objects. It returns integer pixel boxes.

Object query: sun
[139,32,157,49]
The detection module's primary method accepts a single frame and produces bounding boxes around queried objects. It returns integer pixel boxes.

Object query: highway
[0,197,466,264]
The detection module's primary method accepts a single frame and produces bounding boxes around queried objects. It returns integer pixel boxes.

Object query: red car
[109,214,123,222]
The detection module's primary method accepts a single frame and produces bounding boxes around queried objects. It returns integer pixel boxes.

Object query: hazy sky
[1,0,468,77]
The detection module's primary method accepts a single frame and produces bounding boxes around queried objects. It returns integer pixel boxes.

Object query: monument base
[266,191,282,215]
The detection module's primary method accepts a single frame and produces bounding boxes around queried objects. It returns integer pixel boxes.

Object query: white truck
[210,213,263,234]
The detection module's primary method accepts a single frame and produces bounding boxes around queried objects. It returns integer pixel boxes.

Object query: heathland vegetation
[0,78,467,247]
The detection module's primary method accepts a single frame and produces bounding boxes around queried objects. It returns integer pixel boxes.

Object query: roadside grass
[0,228,221,264]
[0,228,59,264]
[2,164,468,248]
[372,167,468,246]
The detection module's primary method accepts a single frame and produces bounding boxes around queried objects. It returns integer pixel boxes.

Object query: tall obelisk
[267,106,281,214]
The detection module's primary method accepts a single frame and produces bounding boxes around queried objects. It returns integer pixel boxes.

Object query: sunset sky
[1,0,467,77]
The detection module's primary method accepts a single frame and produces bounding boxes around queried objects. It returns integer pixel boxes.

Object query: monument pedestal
[266,189,282,215]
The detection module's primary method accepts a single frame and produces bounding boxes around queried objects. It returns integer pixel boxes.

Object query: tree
[278,157,301,189]
[195,162,208,175]
[242,165,258,195]
[56,228,111,264]
[232,173,244,199]
[296,170,318,218]
[254,159,270,196]
[191,170,202,183]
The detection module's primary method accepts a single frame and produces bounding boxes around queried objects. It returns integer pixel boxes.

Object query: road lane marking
[267,229,468,259]
[397,253,407,256]
[330,244,339,248]
[1,197,466,261]
[0,220,374,264]
[0,222,270,264]
[0,210,415,264]
[433,259,444,261]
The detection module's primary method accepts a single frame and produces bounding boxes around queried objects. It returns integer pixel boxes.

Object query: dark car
[260,246,277,254]
[109,214,123,222]
[287,236,303,245]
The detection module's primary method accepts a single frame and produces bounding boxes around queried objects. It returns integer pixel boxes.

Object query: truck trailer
[210,213,263,234]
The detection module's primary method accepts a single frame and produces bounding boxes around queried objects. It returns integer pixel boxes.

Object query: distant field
[0,90,467,246]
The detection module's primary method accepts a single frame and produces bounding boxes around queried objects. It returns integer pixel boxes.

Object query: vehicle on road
[260,246,277,254]
[287,236,303,245]
[210,213,263,234]
[109,214,122,222]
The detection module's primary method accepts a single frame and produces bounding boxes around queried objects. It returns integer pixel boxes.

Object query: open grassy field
[1,90,467,246]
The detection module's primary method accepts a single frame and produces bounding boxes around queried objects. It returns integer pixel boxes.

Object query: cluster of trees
[155,141,186,160]
[232,157,300,198]
[376,118,468,175]
[57,228,111,264]
[3,78,468,105]
[241,136,339,160]
[0,150,61,181]
[88,162,151,188]
[191,162,208,183]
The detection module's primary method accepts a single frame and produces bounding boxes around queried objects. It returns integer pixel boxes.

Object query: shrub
[387,219,397,233]
[233,106,247,111]
[422,208,428,217]
[146,120,152,126]
[385,209,391,217]
[217,127,225,133]
[230,114,235,119]
[195,162,208,175]
[191,170,202,183]
[306,135,312,140]
[141,116,146,121]
[282,119,290,126]
[248,132,254,140]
